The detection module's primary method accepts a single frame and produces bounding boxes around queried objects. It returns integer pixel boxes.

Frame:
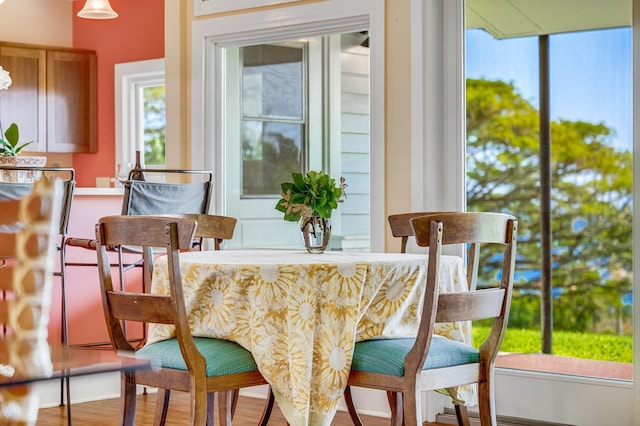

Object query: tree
[466,78,632,334]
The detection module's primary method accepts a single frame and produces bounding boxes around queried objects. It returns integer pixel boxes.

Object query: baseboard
[241,384,391,419]
[36,372,122,408]
[436,408,575,426]
[38,376,391,421]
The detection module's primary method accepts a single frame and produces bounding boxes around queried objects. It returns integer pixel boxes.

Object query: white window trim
[194,0,298,16]
[115,58,165,177]
[632,0,640,423]
[190,0,385,250]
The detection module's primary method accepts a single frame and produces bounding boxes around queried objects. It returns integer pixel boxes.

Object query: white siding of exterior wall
[336,36,370,250]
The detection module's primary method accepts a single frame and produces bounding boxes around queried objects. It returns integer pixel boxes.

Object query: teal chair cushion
[351,335,480,376]
[137,337,258,377]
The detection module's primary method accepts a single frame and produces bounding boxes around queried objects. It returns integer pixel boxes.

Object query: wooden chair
[344,212,517,426]
[160,213,237,250]
[387,212,455,253]
[95,215,272,426]
[149,213,266,422]
[0,178,61,425]
[345,211,467,423]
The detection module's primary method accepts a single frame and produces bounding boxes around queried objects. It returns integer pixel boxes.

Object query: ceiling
[466,0,632,39]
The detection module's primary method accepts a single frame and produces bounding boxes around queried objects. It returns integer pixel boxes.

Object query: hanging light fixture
[77,0,118,19]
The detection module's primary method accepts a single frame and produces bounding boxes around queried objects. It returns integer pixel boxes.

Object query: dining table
[147,249,475,426]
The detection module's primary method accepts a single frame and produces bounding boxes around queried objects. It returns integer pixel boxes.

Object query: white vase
[0,156,47,183]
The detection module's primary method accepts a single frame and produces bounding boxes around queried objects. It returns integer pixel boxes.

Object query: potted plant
[275,170,347,253]
[0,66,44,182]
[0,122,33,157]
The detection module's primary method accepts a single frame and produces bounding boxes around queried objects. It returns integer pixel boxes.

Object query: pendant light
[77,0,118,20]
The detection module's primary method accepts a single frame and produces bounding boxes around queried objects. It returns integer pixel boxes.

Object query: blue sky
[466,27,632,151]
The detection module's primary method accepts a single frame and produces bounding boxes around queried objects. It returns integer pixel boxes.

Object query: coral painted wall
[72,0,164,187]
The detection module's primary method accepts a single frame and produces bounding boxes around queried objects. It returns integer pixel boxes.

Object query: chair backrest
[0,178,61,379]
[405,212,517,373]
[95,215,197,354]
[161,213,237,250]
[0,166,75,237]
[121,169,213,216]
[388,212,455,253]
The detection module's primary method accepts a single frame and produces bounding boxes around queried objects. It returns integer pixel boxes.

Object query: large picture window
[465,8,632,381]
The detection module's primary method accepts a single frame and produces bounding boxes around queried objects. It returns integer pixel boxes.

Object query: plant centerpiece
[0,66,43,183]
[275,170,347,253]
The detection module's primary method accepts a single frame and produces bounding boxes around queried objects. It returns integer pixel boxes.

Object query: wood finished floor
[37,391,448,425]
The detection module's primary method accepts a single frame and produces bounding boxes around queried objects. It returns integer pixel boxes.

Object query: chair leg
[217,390,233,426]
[477,378,497,426]
[455,404,471,426]
[64,377,71,425]
[387,391,403,426]
[153,388,170,426]
[206,393,215,426]
[258,386,275,426]
[230,388,239,418]
[59,239,73,426]
[343,385,364,426]
[120,374,137,426]
[402,387,422,426]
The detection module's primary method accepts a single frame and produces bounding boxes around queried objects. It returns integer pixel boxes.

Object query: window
[115,58,166,179]
[219,32,372,250]
[465,10,632,379]
[240,43,305,197]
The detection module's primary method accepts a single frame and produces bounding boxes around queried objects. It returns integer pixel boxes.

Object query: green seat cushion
[351,335,479,376]
[137,337,258,377]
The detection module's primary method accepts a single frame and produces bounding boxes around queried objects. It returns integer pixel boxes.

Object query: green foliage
[473,326,632,363]
[142,85,166,166]
[275,170,347,222]
[0,123,32,156]
[466,78,632,337]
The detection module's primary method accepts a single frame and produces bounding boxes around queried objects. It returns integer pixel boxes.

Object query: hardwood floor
[37,391,450,425]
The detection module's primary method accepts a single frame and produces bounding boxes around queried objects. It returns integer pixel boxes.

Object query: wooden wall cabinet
[0,42,97,153]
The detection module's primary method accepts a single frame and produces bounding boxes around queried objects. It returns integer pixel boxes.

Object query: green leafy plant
[275,170,347,222]
[0,123,32,156]
[0,66,31,156]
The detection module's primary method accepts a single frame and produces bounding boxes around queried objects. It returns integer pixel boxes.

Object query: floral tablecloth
[147,250,473,425]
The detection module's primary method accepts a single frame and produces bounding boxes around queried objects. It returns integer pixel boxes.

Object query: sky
[466,27,632,152]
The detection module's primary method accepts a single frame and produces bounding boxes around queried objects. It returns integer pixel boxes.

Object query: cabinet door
[47,50,97,153]
[0,45,47,152]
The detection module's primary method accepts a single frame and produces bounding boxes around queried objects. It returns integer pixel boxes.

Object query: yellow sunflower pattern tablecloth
[147,250,474,426]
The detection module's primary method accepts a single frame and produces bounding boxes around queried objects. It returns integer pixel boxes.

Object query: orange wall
[71,0,164,187]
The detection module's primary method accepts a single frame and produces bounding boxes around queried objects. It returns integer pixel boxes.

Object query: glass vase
[300,214,331,254]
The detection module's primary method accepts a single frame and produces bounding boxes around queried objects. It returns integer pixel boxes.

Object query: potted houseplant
[0,122,33,157]
[275,170,347,253]
[0,66,44,182]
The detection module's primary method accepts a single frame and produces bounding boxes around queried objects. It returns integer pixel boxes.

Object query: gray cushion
[0,180,71,234]
[351,335,479,376]
[122,180,210,216]
[137,337,258,377]
[0,182,34,200]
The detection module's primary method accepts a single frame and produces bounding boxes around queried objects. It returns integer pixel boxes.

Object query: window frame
[194,0,299,16]
[115,58,165,177]
[190,0,385,249]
